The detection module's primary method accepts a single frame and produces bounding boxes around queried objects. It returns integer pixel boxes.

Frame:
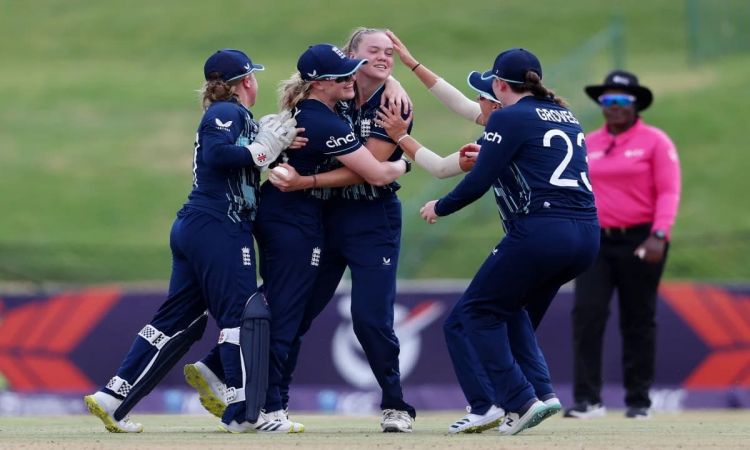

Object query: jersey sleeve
[200,103,254,169]
[435,110,522,216]
[650,129,681,237]
[317,117,361,157]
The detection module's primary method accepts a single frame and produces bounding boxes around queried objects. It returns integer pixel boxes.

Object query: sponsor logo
[483,131,503,144]
[492,248,498,255]
[382,257,391,266]
[331,296,444,388]
[214,118,233,131]
[359,118,371,139]
[331,46,347,59]
[241,247,252,266]
[311,247,321,267]
[612,75,631,85]
[243,62,251,71]
[624,149,645,158]
[306,70,318,79]
[326,132,357,149]
[224,386,238,403]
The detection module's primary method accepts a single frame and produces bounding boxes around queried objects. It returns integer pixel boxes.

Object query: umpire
[565,71,681,419]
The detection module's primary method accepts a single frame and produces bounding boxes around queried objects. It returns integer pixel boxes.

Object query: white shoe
[381,409,413,433]
[184,362,227,418]
[448,405,505,434]
[219,420,255,433]
[527,395,562,429]
[84,391,143,433]
[220,409,304,434]
[257,409,304,433]
[498,400,551,436]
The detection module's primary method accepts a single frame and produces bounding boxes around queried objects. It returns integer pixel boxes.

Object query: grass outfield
[1,0,749,282]
[2,411,750,449]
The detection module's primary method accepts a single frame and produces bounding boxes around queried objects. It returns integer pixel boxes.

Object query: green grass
[2,411,750,449]
[1,0,749,282]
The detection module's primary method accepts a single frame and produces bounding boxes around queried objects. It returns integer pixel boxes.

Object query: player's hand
[420,200,439,224]
[634,236,666,263]
[459,143,480,172]
[288,128,308,150]
[385,30,418,69]
[381,76,413,114]
[376,105,412,142]
[268,163,305,192]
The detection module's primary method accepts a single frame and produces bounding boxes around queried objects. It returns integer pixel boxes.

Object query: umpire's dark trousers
[572,224,668,409]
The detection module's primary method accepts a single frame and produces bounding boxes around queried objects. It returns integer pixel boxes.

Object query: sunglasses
[598,94,636,107]
[320,74,354,83]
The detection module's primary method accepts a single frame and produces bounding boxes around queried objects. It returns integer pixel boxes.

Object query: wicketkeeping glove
[246,110,297,167]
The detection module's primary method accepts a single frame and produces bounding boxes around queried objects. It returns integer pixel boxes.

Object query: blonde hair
[342,27,387,55]
[199,77,243,110]
[278,72,313,110]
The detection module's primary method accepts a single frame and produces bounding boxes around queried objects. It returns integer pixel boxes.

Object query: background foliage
[1,0,748,283]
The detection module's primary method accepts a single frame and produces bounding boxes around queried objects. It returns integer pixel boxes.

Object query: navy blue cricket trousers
[450,216,599,413]
[281,195,415,417]
[253,186,325,413]
[108,207,256,423]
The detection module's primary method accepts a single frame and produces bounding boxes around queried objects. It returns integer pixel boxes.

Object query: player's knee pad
[213,291,271,423]
[113,312,208,421]
[241,291,271,422]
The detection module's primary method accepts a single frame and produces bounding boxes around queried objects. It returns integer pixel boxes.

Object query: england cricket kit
[254,99,359,413]
[282,85,416,417]
[435,95,600,413]
[103,99,260,425]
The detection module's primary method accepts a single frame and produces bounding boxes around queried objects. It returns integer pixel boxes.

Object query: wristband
[396,134,410,145]
[411,62,421,71]
[402,158,412,173]
[312,174,317,189]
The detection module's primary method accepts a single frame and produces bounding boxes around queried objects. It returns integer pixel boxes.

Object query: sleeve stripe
[324,143,361,155]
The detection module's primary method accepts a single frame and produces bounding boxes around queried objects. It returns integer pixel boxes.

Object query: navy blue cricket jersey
[264,99,361,205]
[186,99,261,223]
[435,95,597,221]
[331,84,411,200]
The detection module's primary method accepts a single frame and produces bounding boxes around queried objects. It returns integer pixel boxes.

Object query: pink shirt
[586,118,681,238]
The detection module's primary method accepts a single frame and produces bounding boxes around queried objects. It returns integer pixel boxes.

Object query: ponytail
[509,71,568,108]
[278,72,313,110]
[199,75,242,110]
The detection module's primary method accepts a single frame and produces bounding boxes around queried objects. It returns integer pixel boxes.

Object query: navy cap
[204,49,264,82]
[467,71,500,102]
[481,48,542,84]
[297,44,367,81]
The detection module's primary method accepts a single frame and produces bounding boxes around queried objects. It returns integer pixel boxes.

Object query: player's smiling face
[334,75,356,100]
[350,32,393,81]
[316,75,356,103]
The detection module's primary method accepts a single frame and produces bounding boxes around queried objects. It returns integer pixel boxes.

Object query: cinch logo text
[326,132,357,148]
[483,131,503,144]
